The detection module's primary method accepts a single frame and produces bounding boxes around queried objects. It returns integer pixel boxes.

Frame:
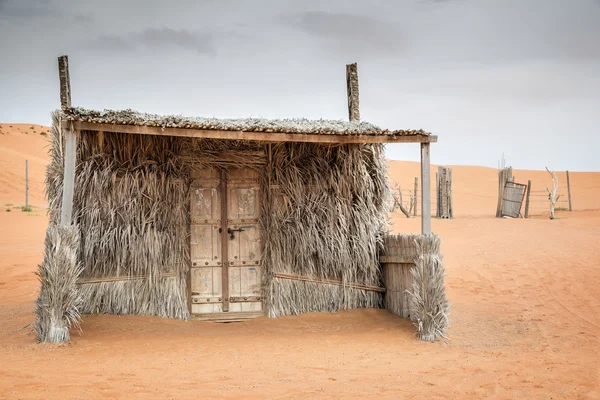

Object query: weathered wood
[397,201,411,218]
[383,263,414,319]
[77,273,177,284]
[226,168,262,313]
[413,177,418,217]
[566,170,572,211]
[59,123,77,225]
[72,121,437,144]
[524,180,531,218]
[435,171,440,217]
[58,56,76,226]
[421,143,431,234]
[25,160,29,208]
[448,168,453,218]
[57,55,71,109]
[379,255,415,264]
[545,167,559,219]
[346,63,360,121]
[273,273,386,293]
[496,167,513,217]
[220,168,230,312]
[192,311,263,322]
[229,296,262,303]
[501,181,527,218]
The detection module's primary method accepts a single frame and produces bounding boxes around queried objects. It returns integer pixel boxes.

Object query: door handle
[227,227,244,240]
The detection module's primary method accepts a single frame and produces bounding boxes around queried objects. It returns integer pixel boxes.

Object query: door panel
[226,168,263,313]
[190,167,224,312]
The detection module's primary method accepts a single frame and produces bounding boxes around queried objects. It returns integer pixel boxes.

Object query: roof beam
[72,121,437,144]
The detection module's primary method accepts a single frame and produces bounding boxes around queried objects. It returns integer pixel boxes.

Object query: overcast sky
[1,0,599,171]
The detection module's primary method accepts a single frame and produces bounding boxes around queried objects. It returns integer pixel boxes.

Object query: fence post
[25,159,29,209]
[566,171,572,211]
[448,168,453,218]
[413,177,418,216]
[524,180,531,218]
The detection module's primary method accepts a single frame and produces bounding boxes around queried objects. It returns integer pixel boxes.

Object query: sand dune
[0,124,599,398]
[388,160,600,217]
[0,124,50,207]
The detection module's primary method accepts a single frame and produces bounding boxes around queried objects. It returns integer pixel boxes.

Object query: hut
[35,56,438,342]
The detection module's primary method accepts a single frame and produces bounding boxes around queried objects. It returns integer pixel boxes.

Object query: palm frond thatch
[34,224,82,343]
[263,143,390,316]
[410,234,450,341]
[64,107,431,137]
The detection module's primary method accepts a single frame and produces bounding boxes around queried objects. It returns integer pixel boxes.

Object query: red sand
[0,124,599,399]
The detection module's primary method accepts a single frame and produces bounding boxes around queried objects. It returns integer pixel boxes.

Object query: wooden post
[524,180,531,218]
[421,143,431,234]
[346,63,360,121]
[25,160,29,209]
[58,55,77,226]
[448,168,453,218]
[58,56,71,109]
[566,171,572,211]
[496,167,513,217]
[413,177,418,217]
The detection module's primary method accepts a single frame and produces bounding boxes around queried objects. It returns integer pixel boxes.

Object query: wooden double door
[189,167,263,318]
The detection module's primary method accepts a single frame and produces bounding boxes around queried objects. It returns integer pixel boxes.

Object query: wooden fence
[392,167,453,219]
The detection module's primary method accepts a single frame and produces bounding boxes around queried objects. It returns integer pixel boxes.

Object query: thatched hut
[35,56,439,342]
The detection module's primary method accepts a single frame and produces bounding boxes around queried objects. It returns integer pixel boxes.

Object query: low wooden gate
[501,181,527,218]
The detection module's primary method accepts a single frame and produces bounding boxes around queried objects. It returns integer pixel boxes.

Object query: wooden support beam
[58,56,77,226]
[566,171,572,211]
[60,122,77,226]
[72,121,437,144]
[346,63,360,121]
[421,143,431,234]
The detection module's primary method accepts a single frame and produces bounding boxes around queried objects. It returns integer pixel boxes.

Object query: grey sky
[1,0,599,171]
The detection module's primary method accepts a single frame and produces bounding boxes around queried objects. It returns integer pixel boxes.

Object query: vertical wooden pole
[413,177,418,217]
[58,55,77,226]
[58,56,71,109]
[346,63,360,122]
[496,169,504,217]
[448,167,453,218]
[524,180,531,218]
[421,143,431,234]
[435,172,439,217]
[566,171,572,211]
[220,168,230,312]
[25,160,29,208]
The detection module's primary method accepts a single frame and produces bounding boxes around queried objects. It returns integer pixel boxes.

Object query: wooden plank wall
[381,235,418,319]
[436,166,453,219]
[383,263,414,318]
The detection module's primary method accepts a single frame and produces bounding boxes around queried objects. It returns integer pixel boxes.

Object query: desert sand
[0,124,599,399]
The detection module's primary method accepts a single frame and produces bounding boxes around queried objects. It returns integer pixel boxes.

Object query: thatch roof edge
[62,107,431,137]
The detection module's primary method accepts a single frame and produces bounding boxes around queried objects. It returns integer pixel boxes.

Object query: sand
[0,124,599,399]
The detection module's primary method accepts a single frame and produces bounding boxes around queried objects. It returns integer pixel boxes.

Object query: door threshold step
[192,311,264,322]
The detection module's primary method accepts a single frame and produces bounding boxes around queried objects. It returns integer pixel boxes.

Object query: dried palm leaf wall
[44,111,390,321]
[262,142,390,317]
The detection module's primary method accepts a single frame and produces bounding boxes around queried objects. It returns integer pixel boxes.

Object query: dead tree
[545,167,560,219]
[392,184,411,218]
